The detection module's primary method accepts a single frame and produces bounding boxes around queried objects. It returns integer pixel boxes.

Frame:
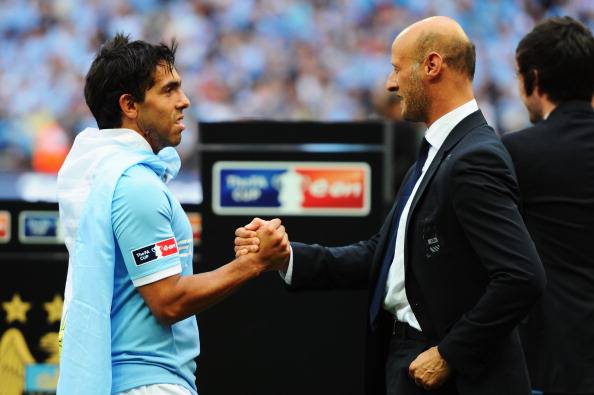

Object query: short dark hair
[84,33,178,129]
[416,32,476,81]
[516,16,594,103]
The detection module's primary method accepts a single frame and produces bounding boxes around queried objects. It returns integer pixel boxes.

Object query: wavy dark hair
[516,16,594,103]
[84,33,178,129]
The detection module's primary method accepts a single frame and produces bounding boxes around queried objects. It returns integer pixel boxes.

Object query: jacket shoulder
[456,125,508,157]
[501,121,550,145]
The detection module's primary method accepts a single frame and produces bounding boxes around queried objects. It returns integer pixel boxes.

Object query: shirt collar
[97,128,181,182]
[424,99,479,151]
[99,128,153,153]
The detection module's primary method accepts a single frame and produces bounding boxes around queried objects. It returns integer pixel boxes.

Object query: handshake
[233,217,291,274]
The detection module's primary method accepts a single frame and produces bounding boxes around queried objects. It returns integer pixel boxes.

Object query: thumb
[245,217,266,231]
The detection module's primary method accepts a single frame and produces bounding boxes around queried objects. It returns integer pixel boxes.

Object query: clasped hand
[234,217,290,272]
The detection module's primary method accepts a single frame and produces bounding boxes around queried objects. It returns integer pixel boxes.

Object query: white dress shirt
[383,99,479,330]
[283,99,479,332]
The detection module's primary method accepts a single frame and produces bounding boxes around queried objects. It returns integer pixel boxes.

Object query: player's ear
[119,93,139,121]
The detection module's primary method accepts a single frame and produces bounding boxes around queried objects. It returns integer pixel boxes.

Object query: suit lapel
[370,110,488,282]
[404,110,488,258]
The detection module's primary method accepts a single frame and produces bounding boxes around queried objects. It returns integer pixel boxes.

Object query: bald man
[235,16,545,395]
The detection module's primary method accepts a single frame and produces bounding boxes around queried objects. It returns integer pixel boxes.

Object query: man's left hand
[408,346,451,390]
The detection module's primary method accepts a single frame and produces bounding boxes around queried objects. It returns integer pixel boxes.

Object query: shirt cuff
[278,245,293,285]
[133,264,182,287]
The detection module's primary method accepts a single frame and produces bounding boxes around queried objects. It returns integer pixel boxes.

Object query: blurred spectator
[371,85,421,199]
[0,0,592,172]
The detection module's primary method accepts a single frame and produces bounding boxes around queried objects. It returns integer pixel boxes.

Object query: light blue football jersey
[110,164,199,395]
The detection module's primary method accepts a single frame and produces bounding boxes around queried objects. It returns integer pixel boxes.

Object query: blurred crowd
[0,0,592,173]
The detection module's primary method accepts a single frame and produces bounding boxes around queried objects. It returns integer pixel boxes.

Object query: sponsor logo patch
[131,237,178,266]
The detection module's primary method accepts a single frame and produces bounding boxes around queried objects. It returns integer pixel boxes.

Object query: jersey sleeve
[112,165,181,287]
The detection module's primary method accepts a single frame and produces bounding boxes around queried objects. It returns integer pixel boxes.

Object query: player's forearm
[157,255,262,324]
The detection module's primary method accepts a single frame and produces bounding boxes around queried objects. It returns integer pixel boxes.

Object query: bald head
[386,16,476,124]
[393,16,476,80]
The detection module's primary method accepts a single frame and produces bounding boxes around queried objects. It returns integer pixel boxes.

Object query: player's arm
[138,220,289,325]
[112,168,289,325]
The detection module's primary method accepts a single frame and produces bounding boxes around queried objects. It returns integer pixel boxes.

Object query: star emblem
[43,295,63,324]
[2,294,31,324]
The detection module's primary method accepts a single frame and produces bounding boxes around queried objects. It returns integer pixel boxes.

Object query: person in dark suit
[501,17,594,395]
[235,16,545,395]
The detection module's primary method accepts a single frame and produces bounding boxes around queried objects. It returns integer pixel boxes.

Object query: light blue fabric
[110,164,198,394]
[57,130,183,394]
[112,165,184,283]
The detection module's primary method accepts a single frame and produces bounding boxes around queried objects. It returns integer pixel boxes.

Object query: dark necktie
[369,138,430,329]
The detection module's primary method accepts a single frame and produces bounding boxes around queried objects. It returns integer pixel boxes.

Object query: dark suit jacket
[290,110,545,395]
[502,101,594,393]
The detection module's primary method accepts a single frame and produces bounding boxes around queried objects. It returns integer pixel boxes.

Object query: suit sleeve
[437,144,545,376]
[289,233,381,290]
[288,170,406,291]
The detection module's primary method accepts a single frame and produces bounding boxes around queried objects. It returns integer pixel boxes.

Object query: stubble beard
[138,114,167,153]
[521,86,544,124]
[401,68,428,123]
[137,108,181,153]
[527,105,544,124]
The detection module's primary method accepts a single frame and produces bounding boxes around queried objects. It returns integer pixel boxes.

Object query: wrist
[235,253,264,278]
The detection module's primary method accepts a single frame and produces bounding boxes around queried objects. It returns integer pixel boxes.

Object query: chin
[402,110,418,123]
[400,104,408,119]
[171,135,182,147]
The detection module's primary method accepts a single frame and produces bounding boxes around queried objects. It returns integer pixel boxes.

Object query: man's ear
[532,70,545,97]
[118,93,138,121]
[425,52,443,80]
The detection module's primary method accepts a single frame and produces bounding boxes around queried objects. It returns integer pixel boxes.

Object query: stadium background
[0,0,592,180]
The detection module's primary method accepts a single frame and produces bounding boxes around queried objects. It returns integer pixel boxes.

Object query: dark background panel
[196,212,372,395]
[196,121,392,395]
[0,201,66,254]
[199,121,385,145]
